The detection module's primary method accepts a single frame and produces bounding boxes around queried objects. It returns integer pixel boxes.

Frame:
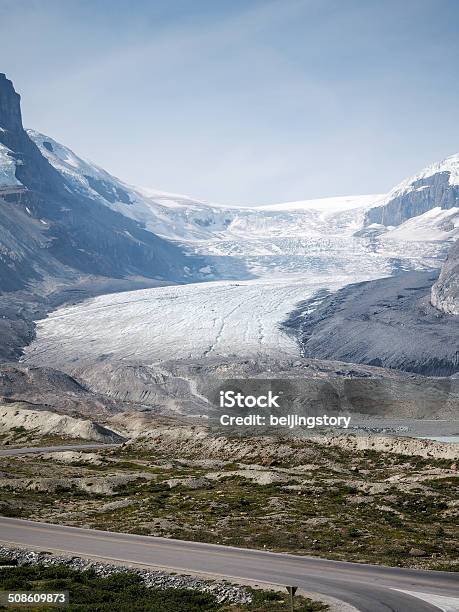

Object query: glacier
[21,131,458,368]
[24,273,388,369]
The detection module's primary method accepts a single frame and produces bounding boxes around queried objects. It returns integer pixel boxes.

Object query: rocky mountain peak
[0,74,64,194]
[0,73,23,133]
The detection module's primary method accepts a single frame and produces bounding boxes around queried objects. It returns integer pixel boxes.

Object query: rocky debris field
[50,352,459,421]
[0,363,122,419]
[309,432,458,460]
[111,414,459,461]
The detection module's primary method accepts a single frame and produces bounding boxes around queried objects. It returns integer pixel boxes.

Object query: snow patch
[385,207,459,241]
[0,143,22,188]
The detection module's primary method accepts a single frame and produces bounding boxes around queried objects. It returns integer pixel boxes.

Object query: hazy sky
[1,0,459,205]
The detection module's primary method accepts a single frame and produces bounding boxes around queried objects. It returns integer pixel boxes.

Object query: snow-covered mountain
[23,129,454,285]
[0,70,455,377]
[1,70,458,300]
[29,128,459,246]
[28,129,378,241]
[364,154,459,241]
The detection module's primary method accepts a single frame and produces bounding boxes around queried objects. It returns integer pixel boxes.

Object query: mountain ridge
[0,73,205,294]
[22,128,455,290]
[23,126,459,247]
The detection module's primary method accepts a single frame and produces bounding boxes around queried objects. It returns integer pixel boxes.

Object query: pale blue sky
[1,0,459,204]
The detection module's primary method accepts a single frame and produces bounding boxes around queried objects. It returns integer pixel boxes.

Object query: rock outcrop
[0,74,22,133]
[431,240,459,315]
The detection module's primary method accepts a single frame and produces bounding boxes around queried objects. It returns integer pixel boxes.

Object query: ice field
[24,275,364,368]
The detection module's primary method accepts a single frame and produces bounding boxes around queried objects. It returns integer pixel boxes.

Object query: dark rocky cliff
[0,74,22,132]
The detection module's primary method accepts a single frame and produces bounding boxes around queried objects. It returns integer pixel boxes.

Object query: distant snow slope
[255,194,380,213]
[384,207,459,242]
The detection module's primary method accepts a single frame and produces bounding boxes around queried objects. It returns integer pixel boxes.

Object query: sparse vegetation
[0,563,327,611]
[0,439,457,571]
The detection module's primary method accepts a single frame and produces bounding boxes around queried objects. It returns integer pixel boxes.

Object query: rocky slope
[431,239,459,315]
[284,271,459,376]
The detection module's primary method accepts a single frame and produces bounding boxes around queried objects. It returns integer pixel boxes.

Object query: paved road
[0,443,121,457]
[0,518,458,611]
